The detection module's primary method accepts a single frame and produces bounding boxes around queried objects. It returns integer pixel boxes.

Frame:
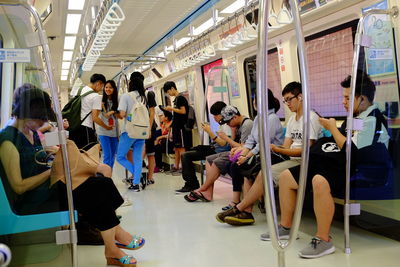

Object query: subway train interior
[0,0,400,266]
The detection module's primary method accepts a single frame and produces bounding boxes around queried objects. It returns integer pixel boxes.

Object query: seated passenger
[184,106,253,202]
[216,82,322,225]
[154,110,173,170]
[261,71,389,258]
[222,90,284,212]
[0,85,143,266]
[175,101,232,193]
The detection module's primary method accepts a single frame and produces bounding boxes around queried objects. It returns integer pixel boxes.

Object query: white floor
[28,164,400,267]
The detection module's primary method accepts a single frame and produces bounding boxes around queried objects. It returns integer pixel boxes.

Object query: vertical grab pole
[17,1,78,266]
[257,0,311,266]
[344,6,398,254]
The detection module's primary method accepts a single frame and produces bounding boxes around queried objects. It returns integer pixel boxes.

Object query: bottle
[108,117,114,126]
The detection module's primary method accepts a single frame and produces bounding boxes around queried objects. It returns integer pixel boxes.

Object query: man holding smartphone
[175,101,232,193]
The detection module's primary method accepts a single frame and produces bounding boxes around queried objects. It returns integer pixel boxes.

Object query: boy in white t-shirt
[217,82,322,225]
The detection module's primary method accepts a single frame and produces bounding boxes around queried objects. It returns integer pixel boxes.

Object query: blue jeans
[98,135,119,168]
[117,132,145,185]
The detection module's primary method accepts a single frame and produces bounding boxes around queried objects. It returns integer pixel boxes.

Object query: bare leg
[147,155,155,181]
[174,147,185,168]
[278,170,299,228]
[96,163,112,177]
[114,225,133,245]
[236,173,264,213]
[312,175,334,241]
[195,161,220,200]
[101,227,134,263]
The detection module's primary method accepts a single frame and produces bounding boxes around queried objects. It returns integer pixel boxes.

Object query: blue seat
[0,178,77,235]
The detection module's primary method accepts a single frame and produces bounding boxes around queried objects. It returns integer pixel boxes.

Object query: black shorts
[289,160,345,197]
[145,128,157,155]
[172,126,192,149]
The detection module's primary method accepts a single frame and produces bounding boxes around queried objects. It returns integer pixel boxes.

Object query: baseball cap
[221,105,239,123]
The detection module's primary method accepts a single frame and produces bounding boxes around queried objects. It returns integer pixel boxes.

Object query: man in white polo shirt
[69,73,106,149]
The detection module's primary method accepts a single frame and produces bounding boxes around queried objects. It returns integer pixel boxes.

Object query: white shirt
[285,111,322,158]
[80,86,101,129]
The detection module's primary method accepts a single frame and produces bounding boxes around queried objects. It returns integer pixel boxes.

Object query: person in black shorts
[263,71,390,259]
[163,81,191,174]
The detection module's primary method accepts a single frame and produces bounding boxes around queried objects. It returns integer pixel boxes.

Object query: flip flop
[184,192,199,202]
[190,191,211,202]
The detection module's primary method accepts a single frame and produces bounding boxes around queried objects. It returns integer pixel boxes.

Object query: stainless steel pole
[257,0,311,266]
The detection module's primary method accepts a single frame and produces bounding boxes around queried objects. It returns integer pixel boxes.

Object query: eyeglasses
[283,95,298,104]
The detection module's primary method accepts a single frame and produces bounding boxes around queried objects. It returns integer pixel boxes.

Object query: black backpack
[62,87,95,131]
[184,105,196,131]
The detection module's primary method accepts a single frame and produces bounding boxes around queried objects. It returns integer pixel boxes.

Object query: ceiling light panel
[63,51,73,61]
[193,17,223,35]
[64,36,77,50]
[65,14,82,34]
[61,75,68,80]
[68,0,85,10]
[61,70,69,76]
[62,62,71,69]
[221,0,246,14]
[176,37,191,49]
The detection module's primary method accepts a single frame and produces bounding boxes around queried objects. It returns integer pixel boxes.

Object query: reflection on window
[268,50,284,118]
[305,25,354,117]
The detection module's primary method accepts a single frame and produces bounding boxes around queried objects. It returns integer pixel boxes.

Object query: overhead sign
[0,49,31,63]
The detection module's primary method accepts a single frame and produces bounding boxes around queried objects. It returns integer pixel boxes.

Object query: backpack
[184,105,196,131]
[125,92,150,139]
[62,87,95,131]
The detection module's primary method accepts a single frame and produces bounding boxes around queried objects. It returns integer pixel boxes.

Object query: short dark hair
[163,110,173,121]
[340,70,376,102]
[163,81,177,93]
[210,101,227,115]
[90,73,106,84]
[282,81,302,96]
[130,71,144,82]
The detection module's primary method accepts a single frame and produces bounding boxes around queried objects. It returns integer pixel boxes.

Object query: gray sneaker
[298,237,335,259]
[260,225,290,241]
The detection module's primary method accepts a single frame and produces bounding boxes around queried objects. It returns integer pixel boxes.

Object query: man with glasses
[216,81,322,225]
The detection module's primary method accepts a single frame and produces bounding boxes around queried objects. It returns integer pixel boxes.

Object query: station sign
[0,49,31,63]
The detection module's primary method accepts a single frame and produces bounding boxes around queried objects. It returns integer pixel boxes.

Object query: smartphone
[312,109,323,118]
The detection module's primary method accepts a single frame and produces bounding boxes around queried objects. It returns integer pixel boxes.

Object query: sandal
[116,235,145,250]
[190,191,211,202]
[184,192,198,202]
[106,255,136,267]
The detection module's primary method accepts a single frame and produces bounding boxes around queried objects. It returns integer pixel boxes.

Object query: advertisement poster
[224,56,240,98]
[298,0,330,14]
[362,0,396,76]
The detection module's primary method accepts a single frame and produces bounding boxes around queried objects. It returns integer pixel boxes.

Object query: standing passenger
[116,77,148,192]
[69,73,106,149]
[163,81,191,174]
[93,80,119,169]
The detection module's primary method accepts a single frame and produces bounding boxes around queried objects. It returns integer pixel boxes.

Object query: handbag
[50,139,100,190]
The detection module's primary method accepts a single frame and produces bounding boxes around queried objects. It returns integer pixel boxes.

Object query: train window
[305,21,358,118]
[201,59,226,132]
[243,49,284,119]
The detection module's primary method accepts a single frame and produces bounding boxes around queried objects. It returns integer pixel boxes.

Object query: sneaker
[147,179,155,185]
[298,237,335,258]
[123,176,132,186]
[224,211,255,226]
[129,184,140,192]
[216,206,241,223]
[175,185,198,194]
[260,225,291,241]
